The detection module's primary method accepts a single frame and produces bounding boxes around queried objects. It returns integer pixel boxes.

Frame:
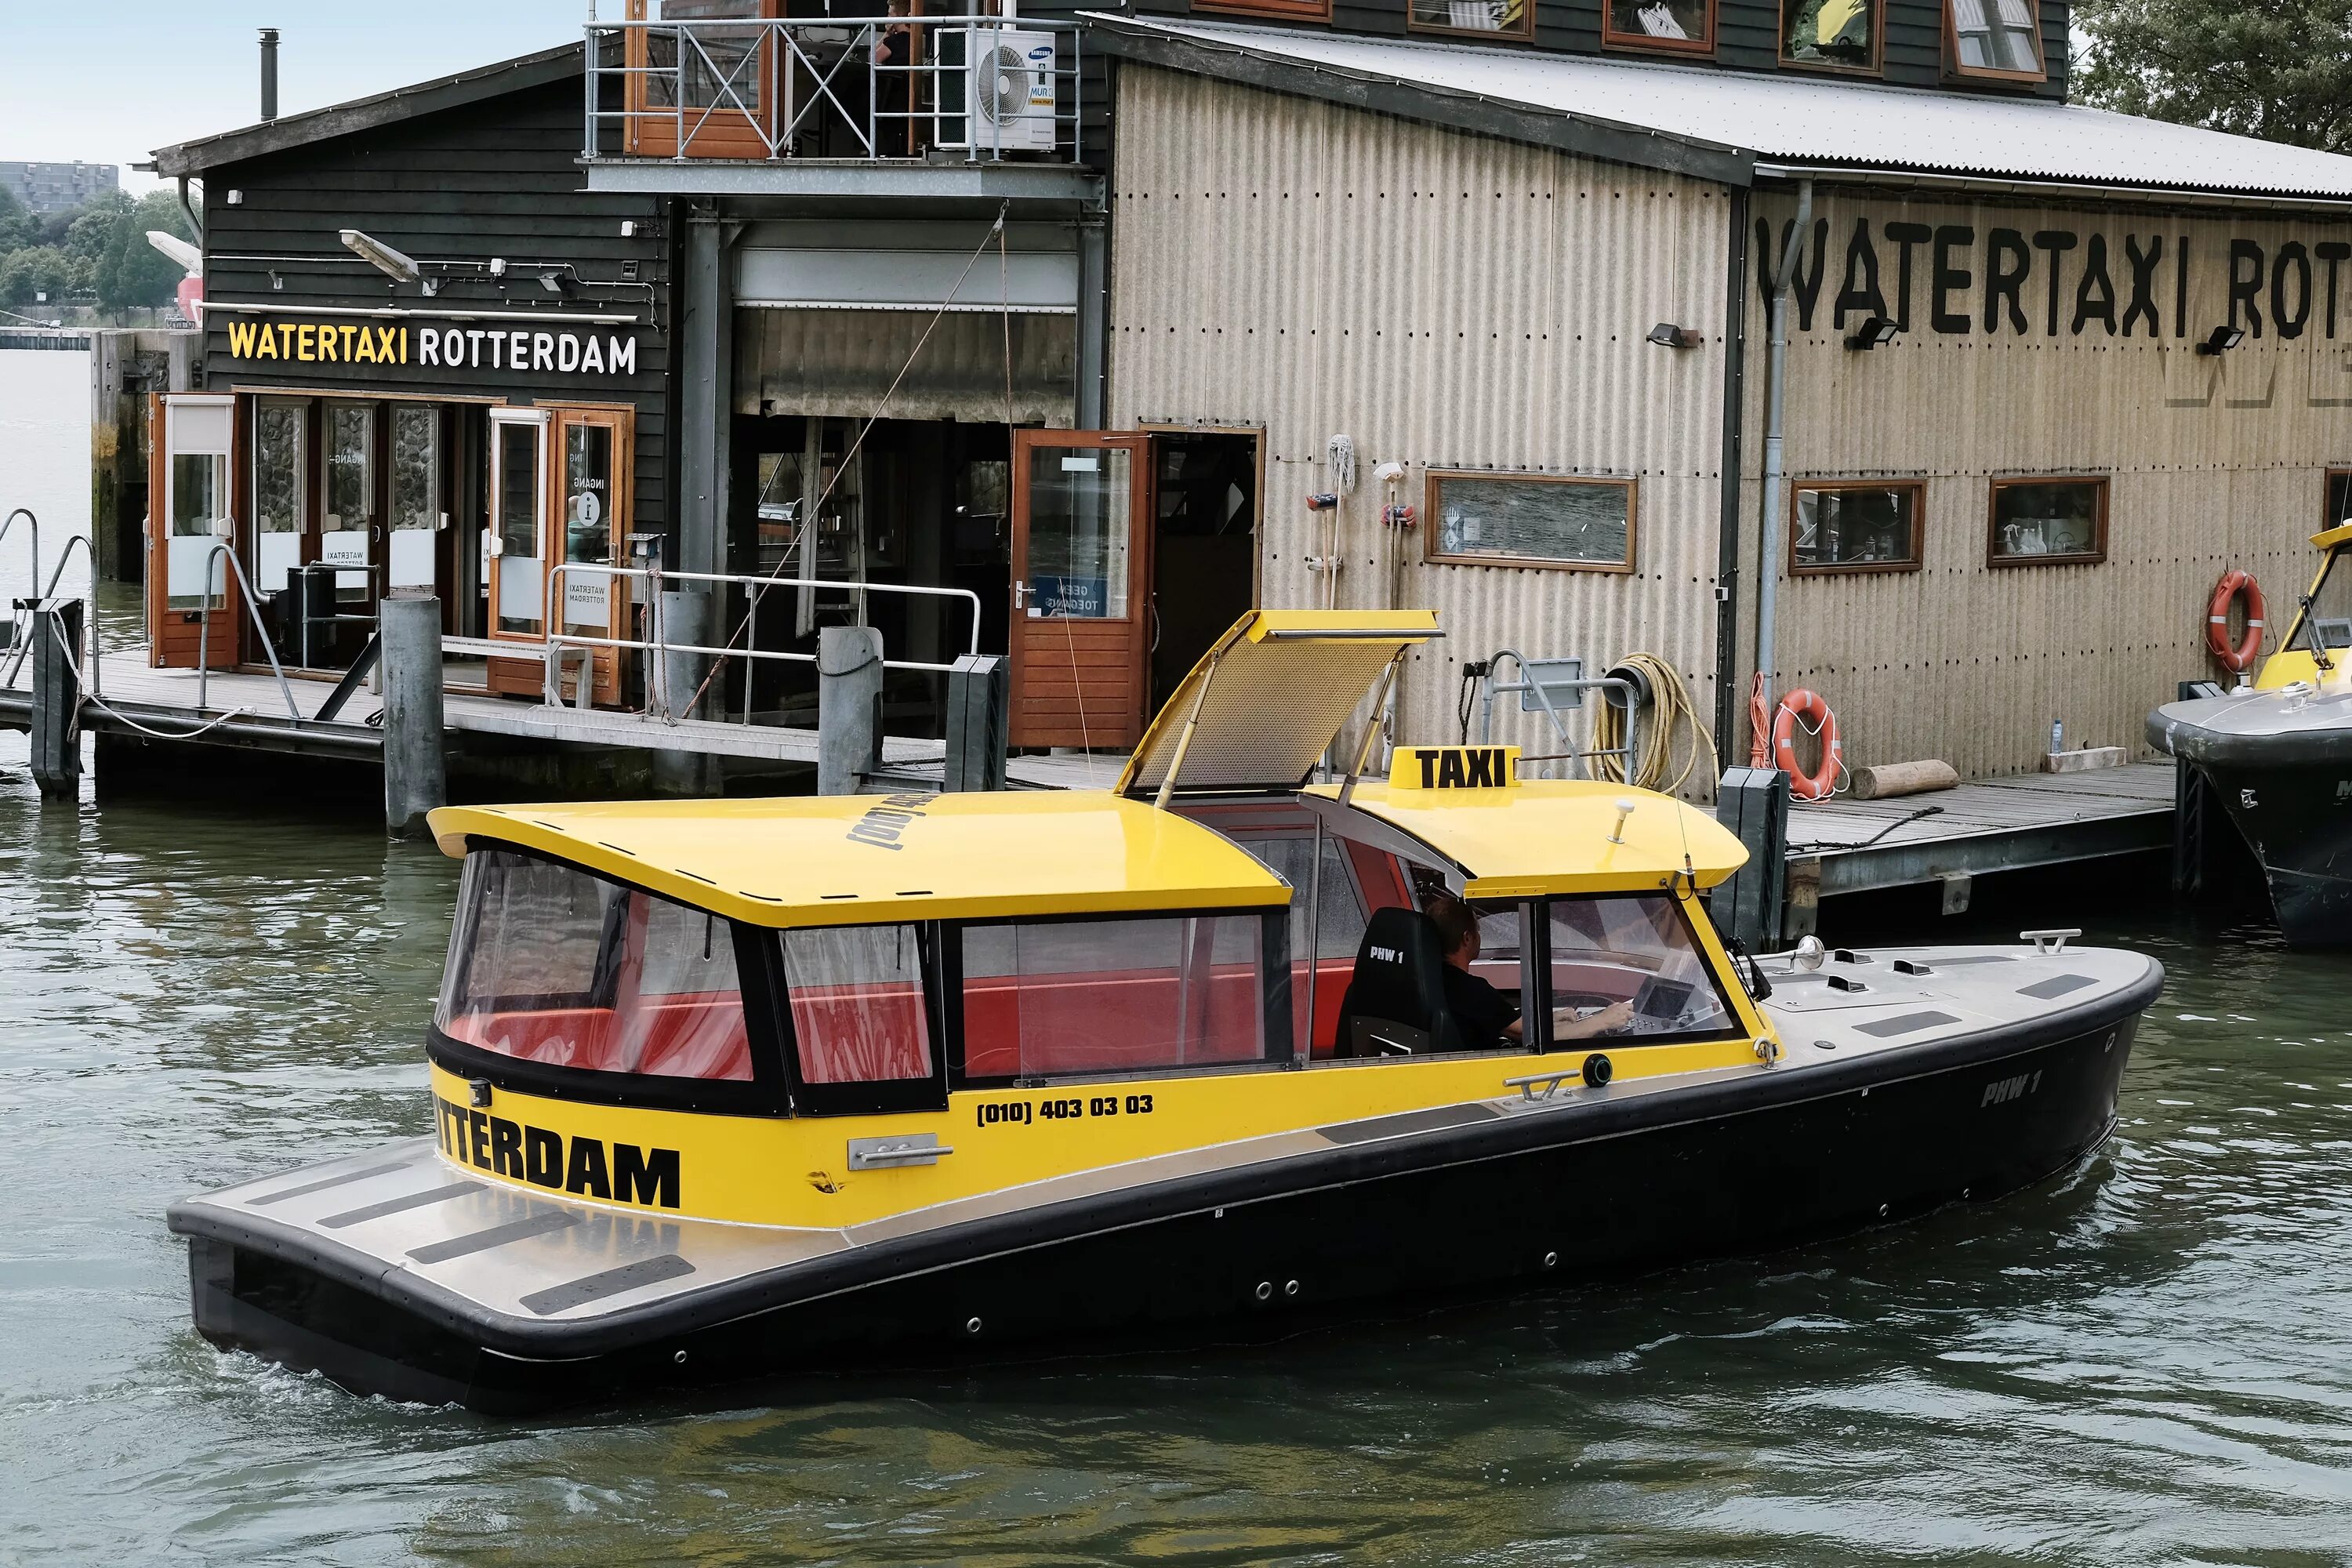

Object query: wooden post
[818,623,884,796]
[27,598,84,800]
[379,590,446,838]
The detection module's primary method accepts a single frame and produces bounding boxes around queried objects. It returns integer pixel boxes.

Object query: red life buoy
[1771,689,1843,801]
[2206,571,2267,674]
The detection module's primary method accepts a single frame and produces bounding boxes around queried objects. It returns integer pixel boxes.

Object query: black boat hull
[2151,693,2352,945]
[2192,760,2352,945]
[184,1007,2145,1413]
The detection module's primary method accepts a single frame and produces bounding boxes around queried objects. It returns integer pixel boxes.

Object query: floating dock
[1778,761,2177,927]
[1,645,2179,925]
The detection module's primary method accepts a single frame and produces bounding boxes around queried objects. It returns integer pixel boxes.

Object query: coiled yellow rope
[1592,652,1719,795]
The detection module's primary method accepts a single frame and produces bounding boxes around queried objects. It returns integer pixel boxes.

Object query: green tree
[2074,0,2352,153]
[64,189,132,263]
[0,246,74,307]
[93,189,197,312]
[0,185,33,252]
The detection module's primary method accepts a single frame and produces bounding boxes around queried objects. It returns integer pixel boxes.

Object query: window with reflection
[1544,896,1741,1044]
[1987,477,2107,566]
[1426,472,1635,572]
[1780,0,1880,71]
[959,913,1271,1080]
[1410,0,1532,39]
[1791,481,1923,573]
[436,850,752,1082]
[1604,0,1715,53]
[1947,0,2043,79]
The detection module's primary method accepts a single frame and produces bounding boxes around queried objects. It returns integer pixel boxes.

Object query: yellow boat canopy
[1117,608,1443,798]
[1304,776,1751,897]
[427,792,1290,928]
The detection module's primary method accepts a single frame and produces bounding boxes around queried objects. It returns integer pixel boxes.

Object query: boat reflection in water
[171,612,2161,1411]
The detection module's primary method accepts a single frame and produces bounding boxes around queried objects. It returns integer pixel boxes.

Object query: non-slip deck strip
[407,1209,580,1265]
[245,1163,413,1206]
[318,1181,484,1229]
[2018,974,2098,1000]
[1319,1102,1500,1145]
[521,1254,696,1316]
[1853,1011,1962,1038]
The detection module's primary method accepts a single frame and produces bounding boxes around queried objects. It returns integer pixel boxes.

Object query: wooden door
[1007,430,1152,750]
[624,0,779,158]
[549,405,633,708]
[147,393,241,670]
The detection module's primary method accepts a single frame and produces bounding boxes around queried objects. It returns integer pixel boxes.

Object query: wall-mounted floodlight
[2196,324,2247,357]
[1646,322,1701,349]
[538,269,578,298]
[1845,315,1901,350]
[146,230,201,275]
[340,228,419,284]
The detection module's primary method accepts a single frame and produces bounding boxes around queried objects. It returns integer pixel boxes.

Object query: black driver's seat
[1333,907,1467,1058]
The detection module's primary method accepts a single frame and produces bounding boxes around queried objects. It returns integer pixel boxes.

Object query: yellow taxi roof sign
[426,791,1290,928]
[1117,608,1443,798]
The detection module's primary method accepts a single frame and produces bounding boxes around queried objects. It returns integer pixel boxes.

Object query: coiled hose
[1592,652,1719,794]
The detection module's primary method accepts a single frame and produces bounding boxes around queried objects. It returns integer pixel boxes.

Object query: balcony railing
[585,16,1083,164]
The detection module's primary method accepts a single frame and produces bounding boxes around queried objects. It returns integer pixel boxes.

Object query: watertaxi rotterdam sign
[223,315,640,376]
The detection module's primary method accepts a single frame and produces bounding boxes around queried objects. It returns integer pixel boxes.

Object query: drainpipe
[176,176,201,246]
[1711,186,1750,760]
[1751,176,1812,764]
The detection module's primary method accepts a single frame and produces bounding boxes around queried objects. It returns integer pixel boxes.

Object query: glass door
[1007,430,1152,750]
[321,401,377,615]
[249,400,307,617]
[551,406,631,707]
[387,403,443,593]
[147,393,239,670]
[487,410,548,642]
[485,409,550,700]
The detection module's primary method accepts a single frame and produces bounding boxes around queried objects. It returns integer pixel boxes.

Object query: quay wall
[1106,66,1733,782]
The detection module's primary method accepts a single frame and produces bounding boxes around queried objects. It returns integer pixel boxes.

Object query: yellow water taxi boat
[172,612,2160,1410]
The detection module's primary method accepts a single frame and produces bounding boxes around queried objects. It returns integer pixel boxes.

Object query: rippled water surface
[5,732,2351,1566]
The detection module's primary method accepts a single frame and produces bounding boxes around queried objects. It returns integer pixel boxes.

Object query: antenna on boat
[1337,652,1407,810]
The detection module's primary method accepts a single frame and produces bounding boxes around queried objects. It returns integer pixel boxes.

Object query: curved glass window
[1544,896,1741,1043]
[436,851,751,1082]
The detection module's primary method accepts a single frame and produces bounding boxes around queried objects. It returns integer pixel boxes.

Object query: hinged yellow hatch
[1116,608,1443,802]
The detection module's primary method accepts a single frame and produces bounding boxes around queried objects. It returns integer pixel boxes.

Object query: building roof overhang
[1082,14,2352,208]
[151,43,583,179]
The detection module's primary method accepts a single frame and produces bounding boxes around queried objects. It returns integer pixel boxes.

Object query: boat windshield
[2286,546,2352,657]
[435,850,752,1081]
[1542,896,1741,1043]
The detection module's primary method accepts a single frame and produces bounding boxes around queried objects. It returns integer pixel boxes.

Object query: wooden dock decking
[0,649,1106,789]
[1782,760,2178,909]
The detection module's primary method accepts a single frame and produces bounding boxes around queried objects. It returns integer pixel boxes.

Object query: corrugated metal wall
[1108,66,1733,781]
[1741,189,2352,779]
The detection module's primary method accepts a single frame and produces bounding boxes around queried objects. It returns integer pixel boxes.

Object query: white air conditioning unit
[933,28,1058,154]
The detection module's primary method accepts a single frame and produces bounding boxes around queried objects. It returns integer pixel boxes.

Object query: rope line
[1593,653,1719,796]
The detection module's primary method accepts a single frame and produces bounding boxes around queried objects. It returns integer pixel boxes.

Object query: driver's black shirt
[1441,964,1519,1051]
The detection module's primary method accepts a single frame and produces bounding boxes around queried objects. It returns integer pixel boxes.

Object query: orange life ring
[1771,689,1843,801]
[2206,570,2267,674]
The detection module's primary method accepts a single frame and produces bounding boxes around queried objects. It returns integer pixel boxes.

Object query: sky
[7,3,590,196]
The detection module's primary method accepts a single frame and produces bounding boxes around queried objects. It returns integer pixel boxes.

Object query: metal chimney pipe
[259,29,279,122]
